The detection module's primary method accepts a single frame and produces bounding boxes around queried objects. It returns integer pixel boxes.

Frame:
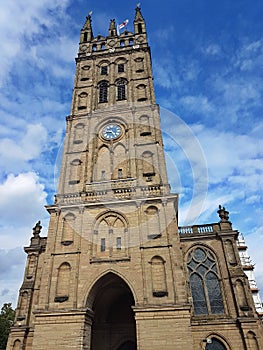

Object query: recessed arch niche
[86,272,137,350]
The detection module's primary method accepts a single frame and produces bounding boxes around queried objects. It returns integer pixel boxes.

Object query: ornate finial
[134,4,144,22]
[217,205,229,222]
[108,19,117,36]
[136,2,141,8]
[81,12,94,42]
[109,19,116,30]
[83,12,93,31]
[32,221,42,237]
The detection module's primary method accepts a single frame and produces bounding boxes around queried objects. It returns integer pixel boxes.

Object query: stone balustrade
[178,224,218,235]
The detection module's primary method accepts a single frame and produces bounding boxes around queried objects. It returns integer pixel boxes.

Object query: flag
[118,19,129,30]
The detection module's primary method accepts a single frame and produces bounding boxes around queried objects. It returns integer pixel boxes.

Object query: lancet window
[98,81,109,103]
[116,79,127,101]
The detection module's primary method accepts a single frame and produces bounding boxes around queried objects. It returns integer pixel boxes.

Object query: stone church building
[7,5,263,350]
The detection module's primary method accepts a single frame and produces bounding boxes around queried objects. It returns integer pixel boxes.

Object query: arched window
[187,247,224,315]
[205,338,227,350]
[118,63,125,73]
[116,79,127,101]
[98,81,108,103]
[92,212,129,259]
[101,65,108,75]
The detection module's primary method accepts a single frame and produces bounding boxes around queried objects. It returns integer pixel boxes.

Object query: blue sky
[0,0,263,307]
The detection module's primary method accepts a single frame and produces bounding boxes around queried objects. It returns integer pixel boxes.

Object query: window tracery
[187,247,224,315]
[92,212,129,260]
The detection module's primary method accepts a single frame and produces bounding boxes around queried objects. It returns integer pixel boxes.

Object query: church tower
[7,6,263,350]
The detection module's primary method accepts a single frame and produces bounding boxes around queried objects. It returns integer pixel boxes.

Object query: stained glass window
[187,247,224,315]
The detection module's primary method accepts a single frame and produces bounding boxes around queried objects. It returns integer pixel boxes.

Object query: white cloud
[0,171,49,306]
[179,95,214,114]
[0,172,48,246]
[0,124,48,173]
[0,248,26,308]
[153,57,200,91]
[153,60,179,89]
[0,0,71,86]
[235,39,263,71]
[204,44,221,56]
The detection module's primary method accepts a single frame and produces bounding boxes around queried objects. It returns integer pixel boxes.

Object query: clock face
[101,123,122,140]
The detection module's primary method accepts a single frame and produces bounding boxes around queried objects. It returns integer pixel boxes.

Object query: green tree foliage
[0,303,15,350]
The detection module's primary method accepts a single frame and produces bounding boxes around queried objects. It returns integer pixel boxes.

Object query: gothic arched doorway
[88,272,137,350]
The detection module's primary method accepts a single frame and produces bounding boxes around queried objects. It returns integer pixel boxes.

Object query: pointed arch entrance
[87,272,137,350]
